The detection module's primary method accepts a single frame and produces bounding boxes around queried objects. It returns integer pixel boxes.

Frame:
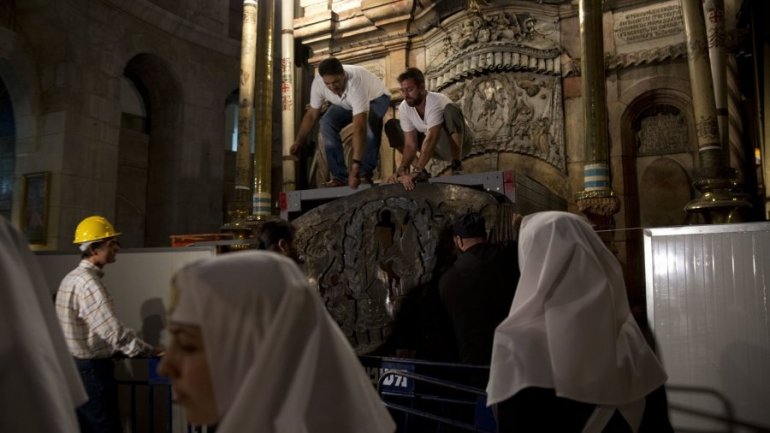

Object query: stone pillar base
[685,167,752,224]
[576,189,621,251]
[222,204,259,251]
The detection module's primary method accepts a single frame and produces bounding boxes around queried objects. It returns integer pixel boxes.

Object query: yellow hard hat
[73,215,122,244]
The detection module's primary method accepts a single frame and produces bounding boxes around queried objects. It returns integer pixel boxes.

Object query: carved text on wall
[637,112,689,156]
[613,0,685,55]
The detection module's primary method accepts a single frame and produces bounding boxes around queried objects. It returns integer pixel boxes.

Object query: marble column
[680,0,751,222]
[229,0,258,227]
[575,0,620,239]
[281,0,297,192]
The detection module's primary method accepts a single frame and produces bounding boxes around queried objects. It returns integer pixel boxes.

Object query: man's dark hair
[258,219,295,250]
[80,239,107,258]
[318,57,344,77]
[452,212,487,239]
[397,67,425,87]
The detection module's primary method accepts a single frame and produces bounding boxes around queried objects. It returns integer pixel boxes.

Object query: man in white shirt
[291,57,391,189]
[385,67,474,191]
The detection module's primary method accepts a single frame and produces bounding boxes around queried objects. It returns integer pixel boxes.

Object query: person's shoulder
[428,91,451,102]
[343,64,364,77]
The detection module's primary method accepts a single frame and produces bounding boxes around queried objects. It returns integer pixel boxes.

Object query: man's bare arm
[413,123,442,171]
[397,130,420,175]
[349,112,368,188]
[290,106,321,155]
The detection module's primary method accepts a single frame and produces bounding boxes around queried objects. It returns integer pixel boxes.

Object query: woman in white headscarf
[486,211,672,433]
[157,250,395,433]
[0,216,87,432]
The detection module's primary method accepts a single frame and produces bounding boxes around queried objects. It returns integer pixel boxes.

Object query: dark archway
[121,54,183,247]
[620,88,697,309]
[0,77,15,220]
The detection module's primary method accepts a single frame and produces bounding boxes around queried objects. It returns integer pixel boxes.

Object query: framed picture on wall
[21,171,50,245]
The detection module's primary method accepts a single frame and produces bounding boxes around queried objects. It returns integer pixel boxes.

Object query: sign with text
[613,1,685,54]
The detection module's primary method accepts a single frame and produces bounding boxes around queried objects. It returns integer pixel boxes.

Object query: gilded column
[680,0,751,222]
[232,0,258,222]
[281,0,296,192]
[252,0,275,220]
[575,0,620,237]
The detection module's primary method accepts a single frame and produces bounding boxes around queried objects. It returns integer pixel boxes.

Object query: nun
[0,216,86,432]
[157,251,395,433]
[486,211,673,433]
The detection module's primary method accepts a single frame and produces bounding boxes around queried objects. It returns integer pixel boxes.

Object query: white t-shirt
[310,65,390,116]
[398,91,453,133]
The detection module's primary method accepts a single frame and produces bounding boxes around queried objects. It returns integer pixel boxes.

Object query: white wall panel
[644,223,770,432]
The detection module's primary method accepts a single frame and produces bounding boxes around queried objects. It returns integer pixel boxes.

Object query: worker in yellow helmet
[55,215,159,433]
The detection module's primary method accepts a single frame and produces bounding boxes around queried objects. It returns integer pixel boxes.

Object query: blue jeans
[75,358,122,433]
[319,93,390,181]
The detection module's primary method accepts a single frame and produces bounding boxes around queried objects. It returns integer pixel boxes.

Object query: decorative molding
[423,10,562,90]
[606,42,688,70]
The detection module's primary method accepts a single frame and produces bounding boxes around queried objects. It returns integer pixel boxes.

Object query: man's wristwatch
[413,169,430,183]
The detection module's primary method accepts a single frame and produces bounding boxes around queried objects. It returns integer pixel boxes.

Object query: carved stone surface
[613,1,684,52]
[292,183,511,354]
[423,9,562,90]
[414,7,566,175]
[635,108,690,156]
[427,72,566,174]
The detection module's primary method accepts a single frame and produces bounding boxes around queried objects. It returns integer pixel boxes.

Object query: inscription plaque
[613,1,685,54]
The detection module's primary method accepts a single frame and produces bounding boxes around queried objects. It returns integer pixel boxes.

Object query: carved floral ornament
[423,10,562,91]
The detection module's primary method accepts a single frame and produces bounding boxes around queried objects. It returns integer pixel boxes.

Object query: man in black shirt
[438,212,520,365]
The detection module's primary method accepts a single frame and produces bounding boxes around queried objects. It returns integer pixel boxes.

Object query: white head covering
[170,251,395,433]
[486,212,667,422]
[0,216,87,432]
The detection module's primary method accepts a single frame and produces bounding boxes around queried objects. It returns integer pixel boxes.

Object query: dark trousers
[75,358,122,433]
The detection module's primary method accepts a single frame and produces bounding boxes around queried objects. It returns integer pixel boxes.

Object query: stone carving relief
[426,72,565,174]
[634,105,690,156]
[418,7,566,174]
[424,9,561,90]
[293,183,514,355]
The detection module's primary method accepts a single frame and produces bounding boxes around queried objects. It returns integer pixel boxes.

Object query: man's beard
[405,95,423,107]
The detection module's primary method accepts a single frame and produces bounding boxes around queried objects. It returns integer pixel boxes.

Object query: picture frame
[21,171,50,245]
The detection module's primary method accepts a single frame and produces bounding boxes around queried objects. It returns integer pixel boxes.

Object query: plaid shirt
[55,260,153,359]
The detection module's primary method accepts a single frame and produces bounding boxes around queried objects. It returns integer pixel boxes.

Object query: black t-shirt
[438,242,520,365]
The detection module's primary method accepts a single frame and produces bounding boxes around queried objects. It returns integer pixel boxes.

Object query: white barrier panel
[644,223,770,432]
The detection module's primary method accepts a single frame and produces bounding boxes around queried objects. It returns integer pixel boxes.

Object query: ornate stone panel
[293,183,513,354]
[418,7,566,175]
[633,104,690,156]
[423,10,562,89]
